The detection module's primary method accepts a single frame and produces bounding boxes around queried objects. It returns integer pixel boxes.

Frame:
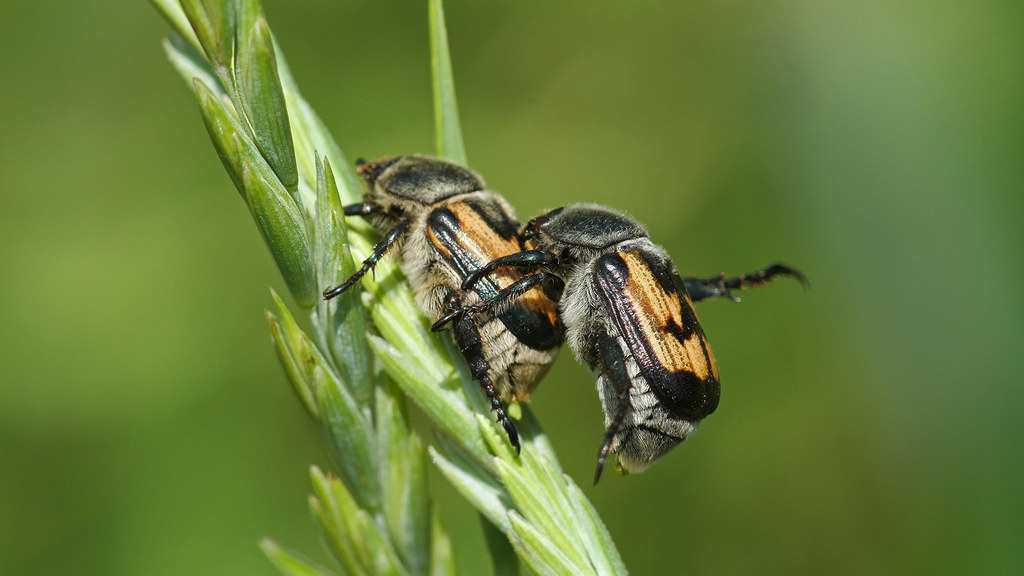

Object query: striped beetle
[322,156,564,453]
[446,204,806,482]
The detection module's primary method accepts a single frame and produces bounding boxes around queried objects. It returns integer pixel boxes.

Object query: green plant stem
[152,0,627,574]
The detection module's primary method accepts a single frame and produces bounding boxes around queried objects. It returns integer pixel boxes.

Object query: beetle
[321,155,564,453]
[443,203,807,482]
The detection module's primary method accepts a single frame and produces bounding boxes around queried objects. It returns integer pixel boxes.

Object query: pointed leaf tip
[237,14,298,193]
[429,0,466,164]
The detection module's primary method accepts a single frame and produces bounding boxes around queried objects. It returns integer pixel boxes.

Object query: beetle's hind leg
[441,289,521,454]
[683,263,808,303]
[594,331,632,485]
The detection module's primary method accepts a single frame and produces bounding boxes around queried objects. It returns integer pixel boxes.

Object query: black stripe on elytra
[461,197,520,240]
[426,207,562,351]
[594,251,719,420]
[426,207,498,295]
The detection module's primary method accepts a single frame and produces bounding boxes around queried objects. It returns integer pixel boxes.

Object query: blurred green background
[2,0,1022,574]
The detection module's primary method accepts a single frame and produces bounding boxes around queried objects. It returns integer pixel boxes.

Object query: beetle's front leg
[323,219,410,300]
[431,271,563,332]
[461,250,559,291]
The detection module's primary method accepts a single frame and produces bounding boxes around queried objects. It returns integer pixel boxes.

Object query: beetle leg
[461,250,559,291]
[431,271,563,332]
[684,263,808,303]
[445,289,521,454]
[322,219,410,300]
[342,201,380,217]
[595,331,632,485]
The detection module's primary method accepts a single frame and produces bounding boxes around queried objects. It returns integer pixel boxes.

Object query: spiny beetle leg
[461,250,559,291]
[431,309,461,333]
[431,290,465,332]
[447,290,520,454]
[594,332,633,485]
[323,219,409,300]
[594,379,631,485]
[432,272,562,332]
[684,263,808,303]
[342,201,379,217]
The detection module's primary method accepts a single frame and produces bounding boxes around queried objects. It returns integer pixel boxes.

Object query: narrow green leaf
[313,155,372,404]
[507,512,593,576]
[369,336,488,464]
[362,521,413,576]
[267,310,317,419]
[236,14,299,193]
[429,443,509,532]
[309,468,367,576]
[429,505,456,576]
[368,292,448,384]
[476,413,518,463]
[350,238,450,385]
[565,481,627,576]
[260,538,338,576]
[271,291,378,510]
[193,79,247,199]
[235,0,262,43]
[521,443,578,532]
[179,0,235,78]
[194,78,315,305]
[481,514,519,576]
[377,380,430,576]
[150,0,202,54]
[289,120,319,212]
[312,467,409,575]
[315,368,379,512]
[429,0,466,164]
[517,406,560,465]
[494,458,591,573]
[163,34,223,98]
[238,152,315,306]
[339,503,409,576]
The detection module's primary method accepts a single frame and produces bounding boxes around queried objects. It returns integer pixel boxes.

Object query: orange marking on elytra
[618,251,716,380]
[444,203,559,324]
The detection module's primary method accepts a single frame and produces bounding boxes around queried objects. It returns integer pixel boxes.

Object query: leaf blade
[429,0,466,164]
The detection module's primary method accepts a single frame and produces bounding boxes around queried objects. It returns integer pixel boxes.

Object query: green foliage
[151,0,626,574]
[429,0,466,166]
